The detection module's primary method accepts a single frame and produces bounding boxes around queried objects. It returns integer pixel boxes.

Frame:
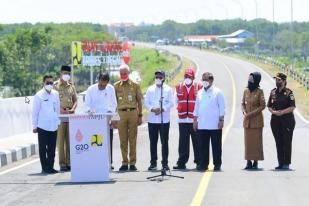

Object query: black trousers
[148,122,170,166]
[197,129,222,169]
[271,115,295,165]
[37,128,57,171]
[177,123,199,166]
[110,129,113,164]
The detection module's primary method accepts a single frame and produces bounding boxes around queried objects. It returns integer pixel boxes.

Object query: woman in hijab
[241,72,266,169]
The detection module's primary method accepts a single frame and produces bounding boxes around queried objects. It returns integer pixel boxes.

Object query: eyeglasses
[45,82,54,85]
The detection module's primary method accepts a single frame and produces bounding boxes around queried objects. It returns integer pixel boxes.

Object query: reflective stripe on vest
[176,82,200,119]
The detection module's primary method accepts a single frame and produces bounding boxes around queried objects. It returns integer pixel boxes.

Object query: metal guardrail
[221,51,309,90]
[156,48,183,83]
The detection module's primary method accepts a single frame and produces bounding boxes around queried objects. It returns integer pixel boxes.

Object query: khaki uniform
[53,80,77,167]
[241,88,266,160]
[114,79,142,166]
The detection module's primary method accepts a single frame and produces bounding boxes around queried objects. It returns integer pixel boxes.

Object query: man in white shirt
[32,75,60,174]
[145,70,174,170]
[193,72,225,171]
[85,72,118,169]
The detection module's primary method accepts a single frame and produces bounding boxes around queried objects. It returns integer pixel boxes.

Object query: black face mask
[248,82,255,91]
[276,82,283,88]
[247,72,261,92]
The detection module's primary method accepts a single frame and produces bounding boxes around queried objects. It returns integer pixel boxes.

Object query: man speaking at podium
[85,72,118,169]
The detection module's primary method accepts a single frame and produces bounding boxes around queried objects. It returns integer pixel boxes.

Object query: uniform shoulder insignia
[114,81,121,86]
[53,80,59,85]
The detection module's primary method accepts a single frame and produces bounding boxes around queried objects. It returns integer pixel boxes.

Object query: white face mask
[44,85,53,92]
[62,74,71,82]
[184,78,193,85]
[202,80,210,88]
[155,78,162,86]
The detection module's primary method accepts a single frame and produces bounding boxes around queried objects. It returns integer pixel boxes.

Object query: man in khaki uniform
[114,64,143,171]
[53,65,78,172]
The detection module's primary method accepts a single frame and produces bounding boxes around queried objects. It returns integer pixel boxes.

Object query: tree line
[125,19,309,59]
[0,23,114,97]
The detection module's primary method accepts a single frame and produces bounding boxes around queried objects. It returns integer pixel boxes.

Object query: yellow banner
[71,41,82,66]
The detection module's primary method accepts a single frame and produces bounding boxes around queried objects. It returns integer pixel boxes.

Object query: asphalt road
[0,46,308,206]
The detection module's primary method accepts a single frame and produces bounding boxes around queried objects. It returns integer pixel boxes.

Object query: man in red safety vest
[173,68,203,170]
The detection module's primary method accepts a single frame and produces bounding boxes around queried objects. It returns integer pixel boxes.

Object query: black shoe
[41,169,49,174]
[60,166,67,172]
[67,166,71,171]
[148,165,157,171]
[47,168,59,174]
[252,161,258,169]
[119,165,128,171]
[110,165,114,170]
[162,165,170,171]
[275,164,284,170]
[214,166,221,171]
[244,160,253,170]
[282,164,290,170]
[173,165,186,170]
[129,165,137,171]
[196,165,208,171]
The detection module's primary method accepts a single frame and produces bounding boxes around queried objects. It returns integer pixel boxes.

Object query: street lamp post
[290,0,294,68]
[253,0,259,55]
[272,0,276,56]
[231,0,244,19]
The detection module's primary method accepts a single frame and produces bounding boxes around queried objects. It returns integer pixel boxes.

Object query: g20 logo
[75,144,89,153]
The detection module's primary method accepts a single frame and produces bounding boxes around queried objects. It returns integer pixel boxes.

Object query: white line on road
[190,58,237,206]
[0,158,40,176]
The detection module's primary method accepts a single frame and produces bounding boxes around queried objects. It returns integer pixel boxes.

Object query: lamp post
[201,6,214,35]
[253,0,259,55]
[231,0,244,19]
[214,3,229,34]
[272,0,276,56]
[290,0,294,68]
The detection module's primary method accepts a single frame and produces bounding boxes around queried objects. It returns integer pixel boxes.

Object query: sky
[0,0,309,25]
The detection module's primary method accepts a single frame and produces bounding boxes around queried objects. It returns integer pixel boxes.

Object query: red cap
[184,68,195,78]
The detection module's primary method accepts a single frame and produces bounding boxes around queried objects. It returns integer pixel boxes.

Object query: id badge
[128,94,133,102]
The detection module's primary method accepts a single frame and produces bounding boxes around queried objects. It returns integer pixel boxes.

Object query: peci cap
[61,65,71,72]
[274,72,287,81]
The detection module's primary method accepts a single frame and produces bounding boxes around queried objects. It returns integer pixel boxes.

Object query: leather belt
[119,108,136,112]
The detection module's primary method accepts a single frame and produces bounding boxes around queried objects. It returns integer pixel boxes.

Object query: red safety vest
[176,82,202,119]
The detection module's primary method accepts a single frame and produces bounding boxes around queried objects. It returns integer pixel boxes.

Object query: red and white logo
[75,129,84,142]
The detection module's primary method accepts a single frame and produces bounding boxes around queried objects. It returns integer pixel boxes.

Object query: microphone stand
[147,81,184,181]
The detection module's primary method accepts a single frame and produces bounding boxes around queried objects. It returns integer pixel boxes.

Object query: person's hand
[272,110,282,116]
[152,108,161,115]
[68,109,75,114]
[111,121,118,129]
[218,120,224,129]
[193,121,198,132]
[33,129,37,133]
[137,116,143,125]
[87,110,95,115]
[60,108,69,114]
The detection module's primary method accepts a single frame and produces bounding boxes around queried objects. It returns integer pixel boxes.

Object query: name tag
[128,94,133,102]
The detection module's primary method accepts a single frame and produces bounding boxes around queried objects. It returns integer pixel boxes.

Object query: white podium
[60,113,113,182]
